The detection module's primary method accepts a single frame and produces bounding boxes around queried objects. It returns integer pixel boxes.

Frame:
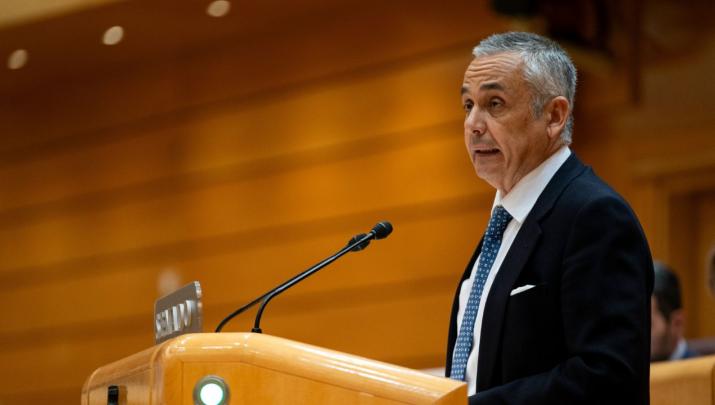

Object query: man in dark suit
[446,32,653,404]
[651,261,699,361]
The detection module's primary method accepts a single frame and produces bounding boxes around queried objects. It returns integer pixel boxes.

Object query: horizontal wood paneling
[5,0,658,402]
[0,135,490,272]
[0,2,507,399]
[0,196,488,289]
[0,203,492,336]
[0,0,496,156]
[0,387,79,405]
[0,53,470,214]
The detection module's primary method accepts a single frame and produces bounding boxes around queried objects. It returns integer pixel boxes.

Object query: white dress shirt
[456,146,571,395]
[670,338,689,361]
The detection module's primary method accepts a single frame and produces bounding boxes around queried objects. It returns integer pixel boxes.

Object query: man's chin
[474,168,502,188]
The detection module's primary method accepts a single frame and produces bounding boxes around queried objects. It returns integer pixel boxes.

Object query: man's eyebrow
[480,82,505,91]
[461,82,506,95]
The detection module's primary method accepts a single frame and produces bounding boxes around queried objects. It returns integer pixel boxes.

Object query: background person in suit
[651,261,699,361]
[446,32,653,404]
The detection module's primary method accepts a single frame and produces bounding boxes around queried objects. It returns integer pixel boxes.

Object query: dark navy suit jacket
[446,154,653,404]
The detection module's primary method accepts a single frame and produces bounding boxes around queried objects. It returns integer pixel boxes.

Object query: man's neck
[498,143,567,196]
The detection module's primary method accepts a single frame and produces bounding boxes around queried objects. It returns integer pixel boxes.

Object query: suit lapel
[475,154,587,390]
[476,221,542,389]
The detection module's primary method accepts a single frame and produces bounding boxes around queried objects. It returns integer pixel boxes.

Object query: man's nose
[464,108,486,138]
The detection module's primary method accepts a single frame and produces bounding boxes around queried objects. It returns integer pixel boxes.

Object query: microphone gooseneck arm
[214,293,267,333]
[214,221,392,333]
[250,232,374,333]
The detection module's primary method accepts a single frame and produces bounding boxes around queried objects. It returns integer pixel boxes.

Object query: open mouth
[475,148,500,156]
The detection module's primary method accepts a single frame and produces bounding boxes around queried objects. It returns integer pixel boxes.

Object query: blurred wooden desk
[651,355,715,405]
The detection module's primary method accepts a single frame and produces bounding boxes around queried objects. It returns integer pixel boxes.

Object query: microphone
[346,222,392,251]
[214,221,393,333]
[371,221,393,239]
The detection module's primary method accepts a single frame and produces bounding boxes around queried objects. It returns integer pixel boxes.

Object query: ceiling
[5,0,712,100]
[0,0,121,28]
[0,0,352,97]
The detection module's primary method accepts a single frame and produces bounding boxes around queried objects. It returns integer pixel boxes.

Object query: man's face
[461,52,556,194]
[650,297,677,362]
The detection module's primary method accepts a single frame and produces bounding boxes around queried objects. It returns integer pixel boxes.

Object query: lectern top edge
[82,332,466,404]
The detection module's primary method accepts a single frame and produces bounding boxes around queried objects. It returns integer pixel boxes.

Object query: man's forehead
[467,51,522,71]
[462,52,523,92]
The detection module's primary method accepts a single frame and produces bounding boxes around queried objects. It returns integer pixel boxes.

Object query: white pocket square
[510,284,536,296]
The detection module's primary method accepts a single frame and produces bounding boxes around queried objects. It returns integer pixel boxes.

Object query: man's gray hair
[473,32,577,144]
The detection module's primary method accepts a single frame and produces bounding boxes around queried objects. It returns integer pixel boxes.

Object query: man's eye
[489,99,504,109]
[463,102,473,113]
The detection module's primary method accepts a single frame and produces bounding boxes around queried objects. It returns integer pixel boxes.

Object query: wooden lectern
[82,333,466,404]
[650,355,715,405]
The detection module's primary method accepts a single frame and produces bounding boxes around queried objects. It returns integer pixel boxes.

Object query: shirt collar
[493,146,571,223]
[669,338,688,361]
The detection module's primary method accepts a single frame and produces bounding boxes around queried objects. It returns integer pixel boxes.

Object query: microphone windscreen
[372,221,393,239]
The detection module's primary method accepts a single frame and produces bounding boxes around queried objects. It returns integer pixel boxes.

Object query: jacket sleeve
[471,196,653,405]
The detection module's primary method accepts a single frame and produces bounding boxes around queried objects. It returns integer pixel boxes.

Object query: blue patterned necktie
[450,205,513,381]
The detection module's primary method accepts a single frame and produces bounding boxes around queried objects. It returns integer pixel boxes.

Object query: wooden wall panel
[0,2,510,399]
[694,192,715,337]
[666,194,700,336]
[0,54,469,214]
[0,134,486,271]
[0,206,492,335]
[0,0,497,155]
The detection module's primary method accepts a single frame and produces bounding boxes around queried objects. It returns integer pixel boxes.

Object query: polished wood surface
[81,333,466,404]
[650,355,715,405]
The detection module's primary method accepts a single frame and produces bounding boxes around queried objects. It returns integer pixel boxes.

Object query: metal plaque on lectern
[154,281,203,344]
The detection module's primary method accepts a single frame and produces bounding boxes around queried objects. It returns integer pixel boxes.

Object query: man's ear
[545,96,569,140]
[670,309,686,335]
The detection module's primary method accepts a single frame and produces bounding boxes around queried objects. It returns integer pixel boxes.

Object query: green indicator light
[194,375,229,405]
[200,383,224,405]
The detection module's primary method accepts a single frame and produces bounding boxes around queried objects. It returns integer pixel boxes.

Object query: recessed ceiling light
[102,26,124,45]
[7,49,28,70]
[207,0,230,18]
